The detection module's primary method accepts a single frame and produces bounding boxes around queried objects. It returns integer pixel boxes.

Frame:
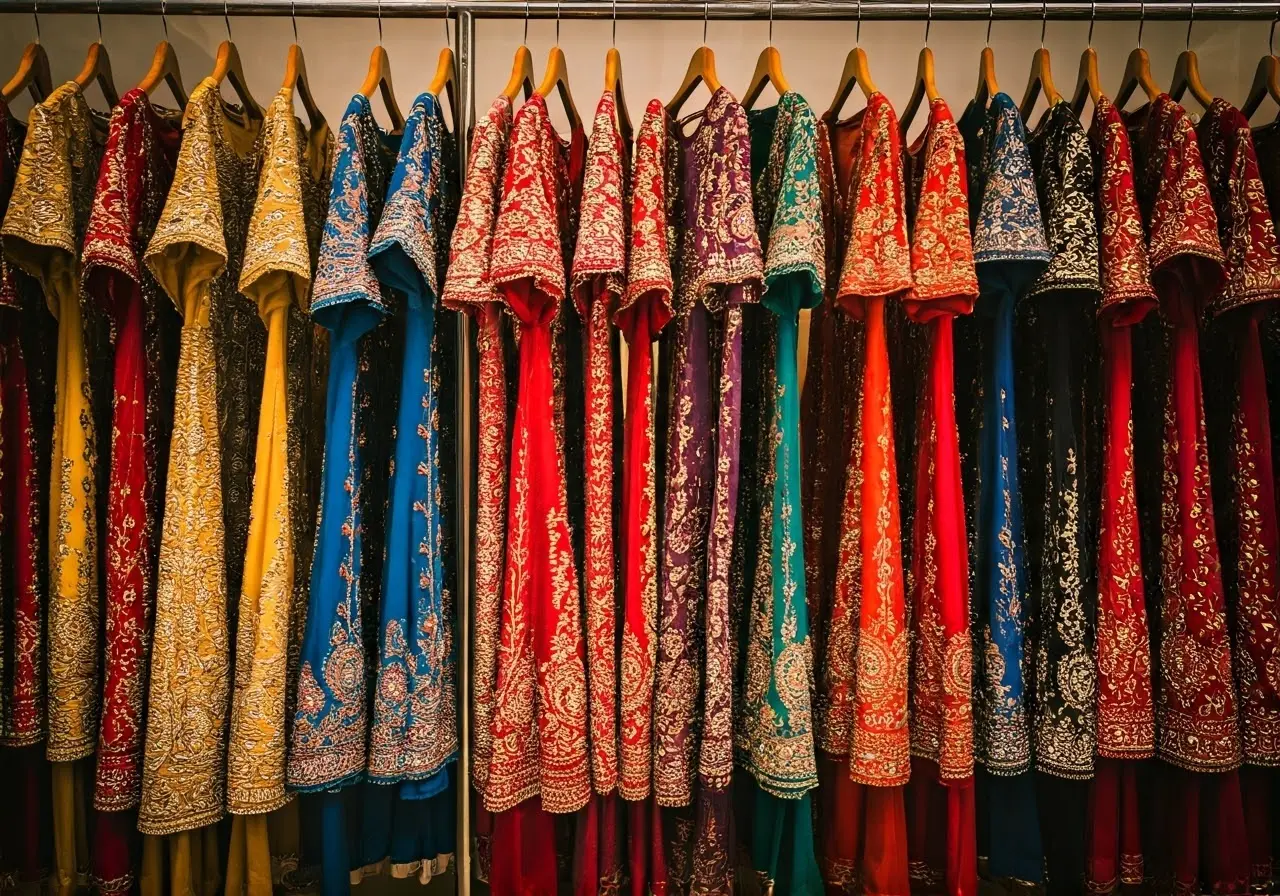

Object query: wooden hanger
[899,8,938,136]
[282,44,324,132]
[360,44,405,132]
[1243,55,1280,119]
[825,47,878,121]
[1115,49,1159,109]
[211,40,263,122]
[604,46,633,146]
[1020,47,1062,121]
[975,47,999,106]
[503,45,535,103]
[138,40,187,109]
[428,47,457,130]
[536,46,581,133]
[76,40,119,109]
[1169,50,1213,111]
[1071,47,1103,115]
[667,46,722,117]
[743,45,790,112]
[2,42,52,106]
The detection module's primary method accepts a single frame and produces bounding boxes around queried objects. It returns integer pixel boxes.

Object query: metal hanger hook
[555,0,560,46]
[1137,0,1145,49]
[95,0,103,44]
[923,0,931,47]
[160,0,168,40]
[31,0,39,44]
[768,0,774,47]
[703,0,709,47]
[1186,0,1194,50]
[443,1,451,47]
[855,0,862,47]
[1271,10,1277,56]
[376,0,383,46]
[290,0,298,44]
[986,0,994,47]
[1088,0,1095,48]
[523,0,529,46]
[223,0,231,41]
[611,0,617,47]
[1040,0,1047,49]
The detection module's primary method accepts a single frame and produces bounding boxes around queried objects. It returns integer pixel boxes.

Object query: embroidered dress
[737,91,823,896]
[367,91,457,881]
[0,96,55,892]
[900,96,980,896]
[956,91,1050,885]
[140,81,263,896]
[80,86,181,894]
[440,93,513,885]
[485,92,588,896]
[290,93,399,896]
[1083,94,1158,896]
[223,86,331,894]
[653,87,762,896]
[569,89,627,896]
[1197,97,1280,894]
[1125,93,1246,895]
[813,91,912,896]
[1022,99,1102,895]
[3,80,107,896]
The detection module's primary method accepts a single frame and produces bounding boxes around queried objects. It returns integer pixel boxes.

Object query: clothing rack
[0,0,1275,893]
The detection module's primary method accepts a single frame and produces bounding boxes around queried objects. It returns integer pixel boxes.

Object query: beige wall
[0,10,1269,133]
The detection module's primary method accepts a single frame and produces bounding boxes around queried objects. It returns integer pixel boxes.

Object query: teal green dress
[738,92,825,896]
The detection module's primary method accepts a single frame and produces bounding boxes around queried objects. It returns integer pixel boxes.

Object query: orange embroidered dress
[815,91,913,896]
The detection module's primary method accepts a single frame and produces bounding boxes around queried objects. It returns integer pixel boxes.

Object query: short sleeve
[571,90,628,312]
[756,92,824,314]
[617,100,673,337]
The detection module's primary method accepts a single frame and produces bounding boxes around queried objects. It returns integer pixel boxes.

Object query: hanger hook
[1088,0,1095,48]
[924,0,931,47]
[224,0,231,41]
[95,0,103,44]
[855,0,862,46]
[556,0,561,46]
[443,2,451,47]
[31,0,39,44]
[612,0,617,47]
[1186,0,1194,50]
[768,0,774,47]
[523,0,529,46]
[1137,0,1145,49]
[377,0,383,46]
[703,0,709,47]
[160,0,168,40]
[986,0,993,47]
[1040,0,1047,49]
[1271,10,1278,56]
[291,0,298,44]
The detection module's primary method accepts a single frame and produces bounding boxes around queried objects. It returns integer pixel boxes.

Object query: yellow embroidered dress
[139,79,263,888]
[224,88,331,896]
[1,79,107,896]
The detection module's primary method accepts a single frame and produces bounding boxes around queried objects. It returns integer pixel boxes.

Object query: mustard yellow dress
[224,87,331,896]
[1,80,107,896]
[140,78,264,896]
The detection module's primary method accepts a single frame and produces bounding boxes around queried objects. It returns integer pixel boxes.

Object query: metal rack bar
[2,0,1279,17]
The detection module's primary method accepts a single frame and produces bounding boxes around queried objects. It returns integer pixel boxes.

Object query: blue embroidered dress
[366,92,458,880]
[739,92,825,896]
[956,92,1050,884]
[288,94,402,896]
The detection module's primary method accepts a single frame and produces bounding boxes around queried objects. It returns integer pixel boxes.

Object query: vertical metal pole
[454,8,476,896]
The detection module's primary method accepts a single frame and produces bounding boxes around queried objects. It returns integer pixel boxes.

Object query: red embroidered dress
[440,93,512,883]
[486,92,589,894]
[1084,94,1158,896]
[1126,94,1246,895]
[616,100,672,896]
[81,87,181,894]
[817,91,913,896]
[1197,97,1280,893]
[0,97,54,892]
[901,97,980,896]
[569,89,628,896]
